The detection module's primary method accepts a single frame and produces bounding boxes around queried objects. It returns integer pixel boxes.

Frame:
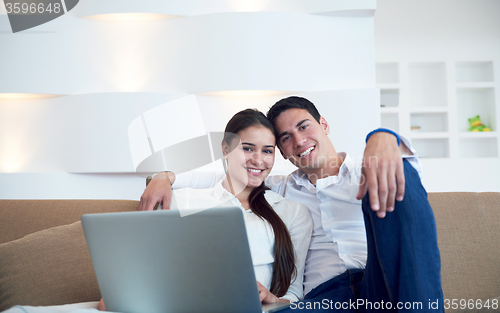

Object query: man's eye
[300,124,308,130]
[281,136,290,143]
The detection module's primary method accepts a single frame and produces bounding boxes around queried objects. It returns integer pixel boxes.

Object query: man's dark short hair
[266,96,321,129]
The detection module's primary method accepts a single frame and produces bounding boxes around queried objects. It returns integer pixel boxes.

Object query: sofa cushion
[0,200,139,244]
[429,192,500,308]
[0,221,100,311]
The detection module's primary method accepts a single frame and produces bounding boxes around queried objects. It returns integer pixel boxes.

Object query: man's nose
[294,133,306,147]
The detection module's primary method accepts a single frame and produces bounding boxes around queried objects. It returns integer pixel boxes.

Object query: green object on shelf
[468,115,491,132]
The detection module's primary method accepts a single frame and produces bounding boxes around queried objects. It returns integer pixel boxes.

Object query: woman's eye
[243,147,252,152]
[263,149,274,154]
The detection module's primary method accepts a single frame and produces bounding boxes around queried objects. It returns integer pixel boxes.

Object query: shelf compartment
[377,83,399,89]
[380,107,399,114]
[458,131,498,139]
[380,89,399,108]
[412,138,450,158]
[456,87,496,132]
[376,63,399,84]
[381,112,399,132]
[459,137,498,158]
[409,62,447,107]
[456,61,494,83]
[410,112,448,133]
[409,106,449,113]
[410,132,450,140]
[456,82,495,89]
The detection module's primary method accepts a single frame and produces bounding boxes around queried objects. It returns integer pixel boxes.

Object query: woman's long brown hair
[223,109,296,297]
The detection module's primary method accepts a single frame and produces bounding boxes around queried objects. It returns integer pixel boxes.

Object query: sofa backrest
[428,192,500,304]
[1,193,499,309]
[0,200,139,244]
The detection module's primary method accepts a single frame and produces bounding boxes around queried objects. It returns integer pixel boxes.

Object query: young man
[140,96,443,312]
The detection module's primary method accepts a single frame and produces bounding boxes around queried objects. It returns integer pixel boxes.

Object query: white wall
[0,1,379,199]
[375,0,500,61]
[3,0,498,198]
[374,0,500,192]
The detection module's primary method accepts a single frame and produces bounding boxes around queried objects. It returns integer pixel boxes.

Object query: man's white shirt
[268,153,368,295]
[172,146,422,295]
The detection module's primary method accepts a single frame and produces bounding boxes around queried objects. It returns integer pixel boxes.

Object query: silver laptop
[81,208,290,313]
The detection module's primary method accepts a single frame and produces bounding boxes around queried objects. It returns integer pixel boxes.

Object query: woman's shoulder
[171,187,216,207]
[263,189,285,203]
[263,190,310,221]
[173,186,213,197]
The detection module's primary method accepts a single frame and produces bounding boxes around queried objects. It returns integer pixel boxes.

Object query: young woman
[98,109,312,310]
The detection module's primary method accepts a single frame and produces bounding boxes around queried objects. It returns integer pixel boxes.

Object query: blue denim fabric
[359,159,444,312]
[286,269,363,312]
[281,160,444,312]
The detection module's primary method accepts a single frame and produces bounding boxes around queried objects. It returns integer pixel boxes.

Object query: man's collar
[337,152,356,176]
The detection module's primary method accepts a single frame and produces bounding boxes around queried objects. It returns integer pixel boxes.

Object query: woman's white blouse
[169,180,313,302]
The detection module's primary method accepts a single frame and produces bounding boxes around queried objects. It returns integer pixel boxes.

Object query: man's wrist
[152,171,176,185]
[166,171,176,186]
[366,128,401,146]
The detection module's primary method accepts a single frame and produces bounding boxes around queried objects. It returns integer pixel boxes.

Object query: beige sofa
[0,193,499,312]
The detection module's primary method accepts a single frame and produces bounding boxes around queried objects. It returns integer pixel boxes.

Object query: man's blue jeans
[285,160,444,312]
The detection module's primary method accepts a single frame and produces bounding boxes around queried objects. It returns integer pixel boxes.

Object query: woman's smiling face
[224,125,276,190]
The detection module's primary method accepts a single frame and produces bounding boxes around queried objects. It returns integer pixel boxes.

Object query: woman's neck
[222,175,252,210]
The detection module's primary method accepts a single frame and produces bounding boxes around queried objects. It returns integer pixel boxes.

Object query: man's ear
[319,117,330,135]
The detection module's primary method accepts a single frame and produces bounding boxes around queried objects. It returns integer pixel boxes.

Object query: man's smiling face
[274,108,333,172]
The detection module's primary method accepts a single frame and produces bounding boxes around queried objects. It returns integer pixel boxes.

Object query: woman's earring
[222,157,228,173]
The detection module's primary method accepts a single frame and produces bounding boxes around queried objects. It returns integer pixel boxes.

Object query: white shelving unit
[377,61,499,159]
[408,62,447,108]
[377,63,401,134]
[412,138,450,158]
